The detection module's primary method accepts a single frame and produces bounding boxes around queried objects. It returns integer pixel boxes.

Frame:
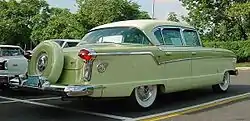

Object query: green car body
[12,20,238,108]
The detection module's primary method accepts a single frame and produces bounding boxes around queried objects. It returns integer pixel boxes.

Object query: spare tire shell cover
[28,40,64,84]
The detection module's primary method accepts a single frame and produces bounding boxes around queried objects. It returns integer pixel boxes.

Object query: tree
[179,0,250,41]
[30,8,86,44]
[0,0,49,48]
[167,12,180,22]
[76,0,151,30]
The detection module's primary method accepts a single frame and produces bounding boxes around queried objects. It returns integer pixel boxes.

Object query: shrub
[203,40,250,62]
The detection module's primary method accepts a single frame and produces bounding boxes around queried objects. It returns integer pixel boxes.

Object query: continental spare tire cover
[28,40,64,84]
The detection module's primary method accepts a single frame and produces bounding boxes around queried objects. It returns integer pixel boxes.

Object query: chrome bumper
[229,69,239,76]
[8,76,100,97]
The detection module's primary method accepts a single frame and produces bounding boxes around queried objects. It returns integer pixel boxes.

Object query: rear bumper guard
[229,69,239,76]
[9,76,101,97]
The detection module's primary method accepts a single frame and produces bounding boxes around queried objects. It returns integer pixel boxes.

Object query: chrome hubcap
[36,53,48,73]
[137,86,154,102]
[219,72,230,90]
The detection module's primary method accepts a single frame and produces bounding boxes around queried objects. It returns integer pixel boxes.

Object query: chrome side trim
[159,58,192,64]
[89,51,236,65]
[90,51,161,65]
[160,56,236,64]
[90,51,154,56]
[0,75,15,77]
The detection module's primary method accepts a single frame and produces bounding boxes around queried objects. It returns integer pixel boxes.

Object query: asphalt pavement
[0,70,249,121]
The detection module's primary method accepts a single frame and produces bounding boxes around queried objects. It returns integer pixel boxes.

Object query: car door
[182,29,219,86]
[153,27,193,91]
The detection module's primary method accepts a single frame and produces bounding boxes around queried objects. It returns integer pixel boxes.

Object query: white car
[6,39,81,88]
[24,39,81,54]
[52,39,80,48]
[0,45,28,88]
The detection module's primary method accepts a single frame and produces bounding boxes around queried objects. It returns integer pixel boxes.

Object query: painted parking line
[28,97,61,101]
[0,96,133,120]
[0,100,17,104]
[131,92,250,121]
[0,97,61,104]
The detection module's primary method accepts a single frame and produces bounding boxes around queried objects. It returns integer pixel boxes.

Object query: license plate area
[23,75,44,87]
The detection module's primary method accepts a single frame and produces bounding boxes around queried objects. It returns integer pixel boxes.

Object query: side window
[161,28,183,46]
[153,28,164,45]
[123,28,151,45]
[183,30,201,46]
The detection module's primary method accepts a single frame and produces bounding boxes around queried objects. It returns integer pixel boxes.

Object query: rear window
[0,47,23,56]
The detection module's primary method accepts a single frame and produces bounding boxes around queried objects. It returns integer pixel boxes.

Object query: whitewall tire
[129,85,158,109]
[212,71,231,93]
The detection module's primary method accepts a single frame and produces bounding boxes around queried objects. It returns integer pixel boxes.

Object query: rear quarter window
[183,30,201,46]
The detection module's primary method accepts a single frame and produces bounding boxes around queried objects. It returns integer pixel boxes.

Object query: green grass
[236,62,250,67]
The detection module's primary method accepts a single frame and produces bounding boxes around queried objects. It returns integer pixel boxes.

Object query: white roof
[90,19,193,31]
[0,45,22,48]
[50,39,81,42]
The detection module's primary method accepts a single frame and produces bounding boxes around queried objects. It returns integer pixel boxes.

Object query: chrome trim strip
[160,56,236,64]
[48,85,66,89]
[159,58,192,64]
[0,75,15,77]
[90,51,235,65]
[90,51,154,56]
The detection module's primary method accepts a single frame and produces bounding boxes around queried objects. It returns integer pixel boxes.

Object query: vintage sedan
[10,20,238,108]
[0,45,28,89]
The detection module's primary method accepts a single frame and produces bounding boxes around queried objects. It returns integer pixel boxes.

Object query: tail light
[78,49,96,81]
[78,49,95,62]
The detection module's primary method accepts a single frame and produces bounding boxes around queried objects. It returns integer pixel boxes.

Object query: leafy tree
[31,8,86,44]
[76,0,151,30]
[0,0,151,49]
[179,0,250,41]
[167,12,180,22]
[0,0,49,48]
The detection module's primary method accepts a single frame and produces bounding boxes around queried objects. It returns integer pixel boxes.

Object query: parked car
[23,39,80,60]
[0,45,28,88]
[53,39,80,48]
[10,20,238,108]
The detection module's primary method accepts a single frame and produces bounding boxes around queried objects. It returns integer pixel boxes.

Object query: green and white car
[11,20,238,108]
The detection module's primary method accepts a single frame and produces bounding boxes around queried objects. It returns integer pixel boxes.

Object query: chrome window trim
[151,25,202,47]
[181,28,203,47]
[152,25,187,47]
[161,26,185,46]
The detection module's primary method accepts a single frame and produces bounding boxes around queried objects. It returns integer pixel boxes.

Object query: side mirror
[24,50,32,60]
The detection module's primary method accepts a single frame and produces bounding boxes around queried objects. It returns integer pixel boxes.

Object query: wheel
[212,71,230,93]
[28,40,64,84]
[129,85,158,109]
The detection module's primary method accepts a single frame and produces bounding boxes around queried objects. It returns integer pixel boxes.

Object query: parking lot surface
[0,70,250,121]
[164,99,250,121]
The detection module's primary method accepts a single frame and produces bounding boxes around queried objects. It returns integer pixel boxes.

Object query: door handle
[165,52,172,56]
[192,52,197,55]
[13,64,18,66]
